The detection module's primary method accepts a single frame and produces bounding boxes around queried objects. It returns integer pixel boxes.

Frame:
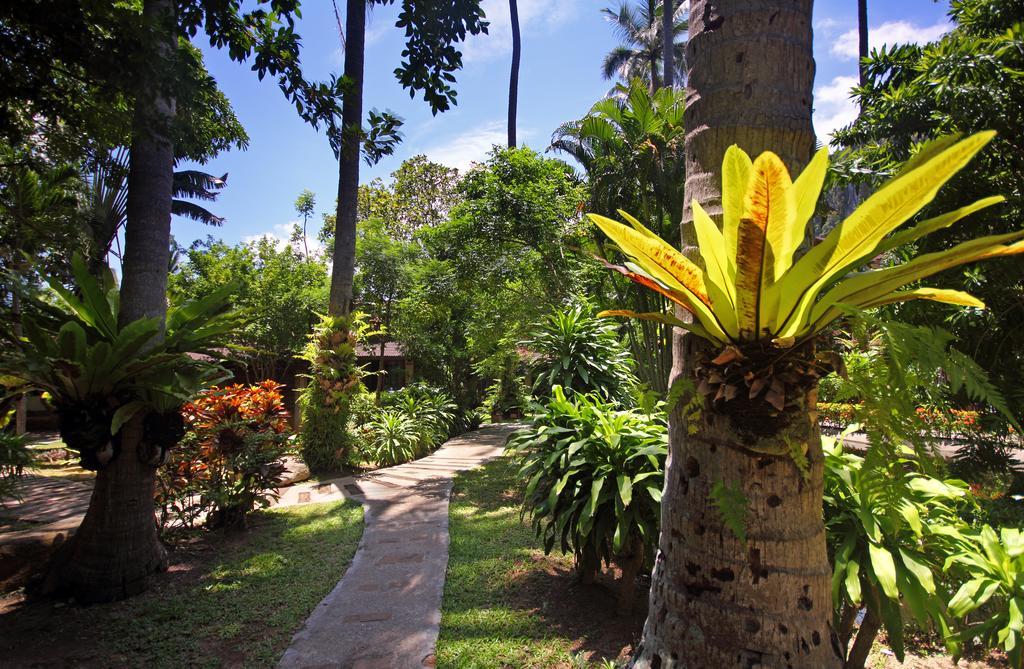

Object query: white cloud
[243,221,324,257]
[418,120,530,172]
[814,17,841,33]
[813,75,859,143]
[462,0,581,64]
[831,20,951,60]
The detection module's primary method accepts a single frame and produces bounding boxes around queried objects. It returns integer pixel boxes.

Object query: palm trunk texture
[329,0,366,316]
[45,0,177,602]
[631,2,842,667]
[662,0,674,89]
[508,0,521,148]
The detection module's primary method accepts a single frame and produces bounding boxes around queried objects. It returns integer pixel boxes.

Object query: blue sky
[173,0,952,252]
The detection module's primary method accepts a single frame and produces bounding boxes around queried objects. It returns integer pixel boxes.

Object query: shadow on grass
[0,500,364,669]
[438,457,645,669]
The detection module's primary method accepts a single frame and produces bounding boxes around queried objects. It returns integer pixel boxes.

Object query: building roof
[356,341,405,359]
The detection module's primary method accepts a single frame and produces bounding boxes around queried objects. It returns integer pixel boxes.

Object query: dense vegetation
[1,0,1023,667]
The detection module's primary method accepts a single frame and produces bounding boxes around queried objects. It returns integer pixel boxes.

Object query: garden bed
[0,500,363,668]
[437,456,646,668]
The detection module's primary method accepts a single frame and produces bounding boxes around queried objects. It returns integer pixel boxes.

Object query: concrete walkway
[276,423,517,669]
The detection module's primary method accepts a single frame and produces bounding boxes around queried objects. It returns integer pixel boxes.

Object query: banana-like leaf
[593,130,1014,349]
[597,308,714,340]
[876,195,1005,256]
[777,131,996,337]
[810,231,1024,329]
[721,145,753,266]
[860,288,985,310]
[692,200,735,309]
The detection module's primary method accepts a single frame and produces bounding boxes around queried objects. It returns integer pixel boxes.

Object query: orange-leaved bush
[157,381,291,531]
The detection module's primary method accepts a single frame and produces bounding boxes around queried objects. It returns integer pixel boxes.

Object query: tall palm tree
[50,0,178,602]
[508,0,521,147]
[858,0,869,88]
[329,0,365,316]
[662,0,675,88]
[550,80,685,393]
[85,148,228,271]
[601,0,687,93]
[624,0,832,665]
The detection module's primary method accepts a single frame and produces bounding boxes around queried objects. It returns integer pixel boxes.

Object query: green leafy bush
[356,383,460,466]
[363,410,418,467]
[525,303,636,404]
[509,386,666,613]
[824,430,972,668]
[157,381,290,532]
[946,525,1024,668]
[0,411,31,500]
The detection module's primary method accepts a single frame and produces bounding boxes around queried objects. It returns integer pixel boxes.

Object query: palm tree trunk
[630,2,840,667]
[507,0,520,148]
[662,0,674,89]
[648,0,662,93]
[860,0,868,117]
[857,0,869,90]
[44,0,177,602]
[329,0,366,316]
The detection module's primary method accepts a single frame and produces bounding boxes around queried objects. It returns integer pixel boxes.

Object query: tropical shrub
[819,402,983,436]
[355,383,460,466]
[298,312,366,473]
[157,381,290,531]
[946,525,1024,668]
[363,410,418,467]
[0,256,235,470]
[0,411,31,501]
[525,303,637,404]
[482,363,529,420]
[824,430,973,668]
[509,386,666,614]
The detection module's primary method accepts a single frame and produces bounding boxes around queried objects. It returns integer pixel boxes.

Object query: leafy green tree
[354,218,420,392]
[0,0,347,602]
[169,237,329,380]
[832,0,1024,418]
[353,156,461,241]
[601,0,687,92]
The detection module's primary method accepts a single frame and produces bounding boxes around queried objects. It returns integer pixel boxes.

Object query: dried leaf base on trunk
[631,340,843,668]
[41,420,167,603]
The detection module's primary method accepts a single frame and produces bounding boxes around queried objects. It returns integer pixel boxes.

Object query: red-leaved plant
[157,381,291,532]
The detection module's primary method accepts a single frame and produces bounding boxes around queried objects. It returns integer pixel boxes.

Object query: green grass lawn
[1,500,363,668]
[437,457,639,669]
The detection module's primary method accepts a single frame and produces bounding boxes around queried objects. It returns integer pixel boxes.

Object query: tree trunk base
[38,420,167,603]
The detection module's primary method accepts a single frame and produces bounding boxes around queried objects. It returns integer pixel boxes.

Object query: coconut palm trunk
[857,0,868,89]
[630,1,842,666]
[507,0,520,148]
[329,0,366,316]
[662,0,674,89]
[647,0,662,93]
[44,0,177,602]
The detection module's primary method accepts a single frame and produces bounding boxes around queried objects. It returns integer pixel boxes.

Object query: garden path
[276,423,517,669]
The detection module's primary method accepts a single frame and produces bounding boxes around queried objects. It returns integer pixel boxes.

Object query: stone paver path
[0,475,92,526]
[276,423,518,669]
